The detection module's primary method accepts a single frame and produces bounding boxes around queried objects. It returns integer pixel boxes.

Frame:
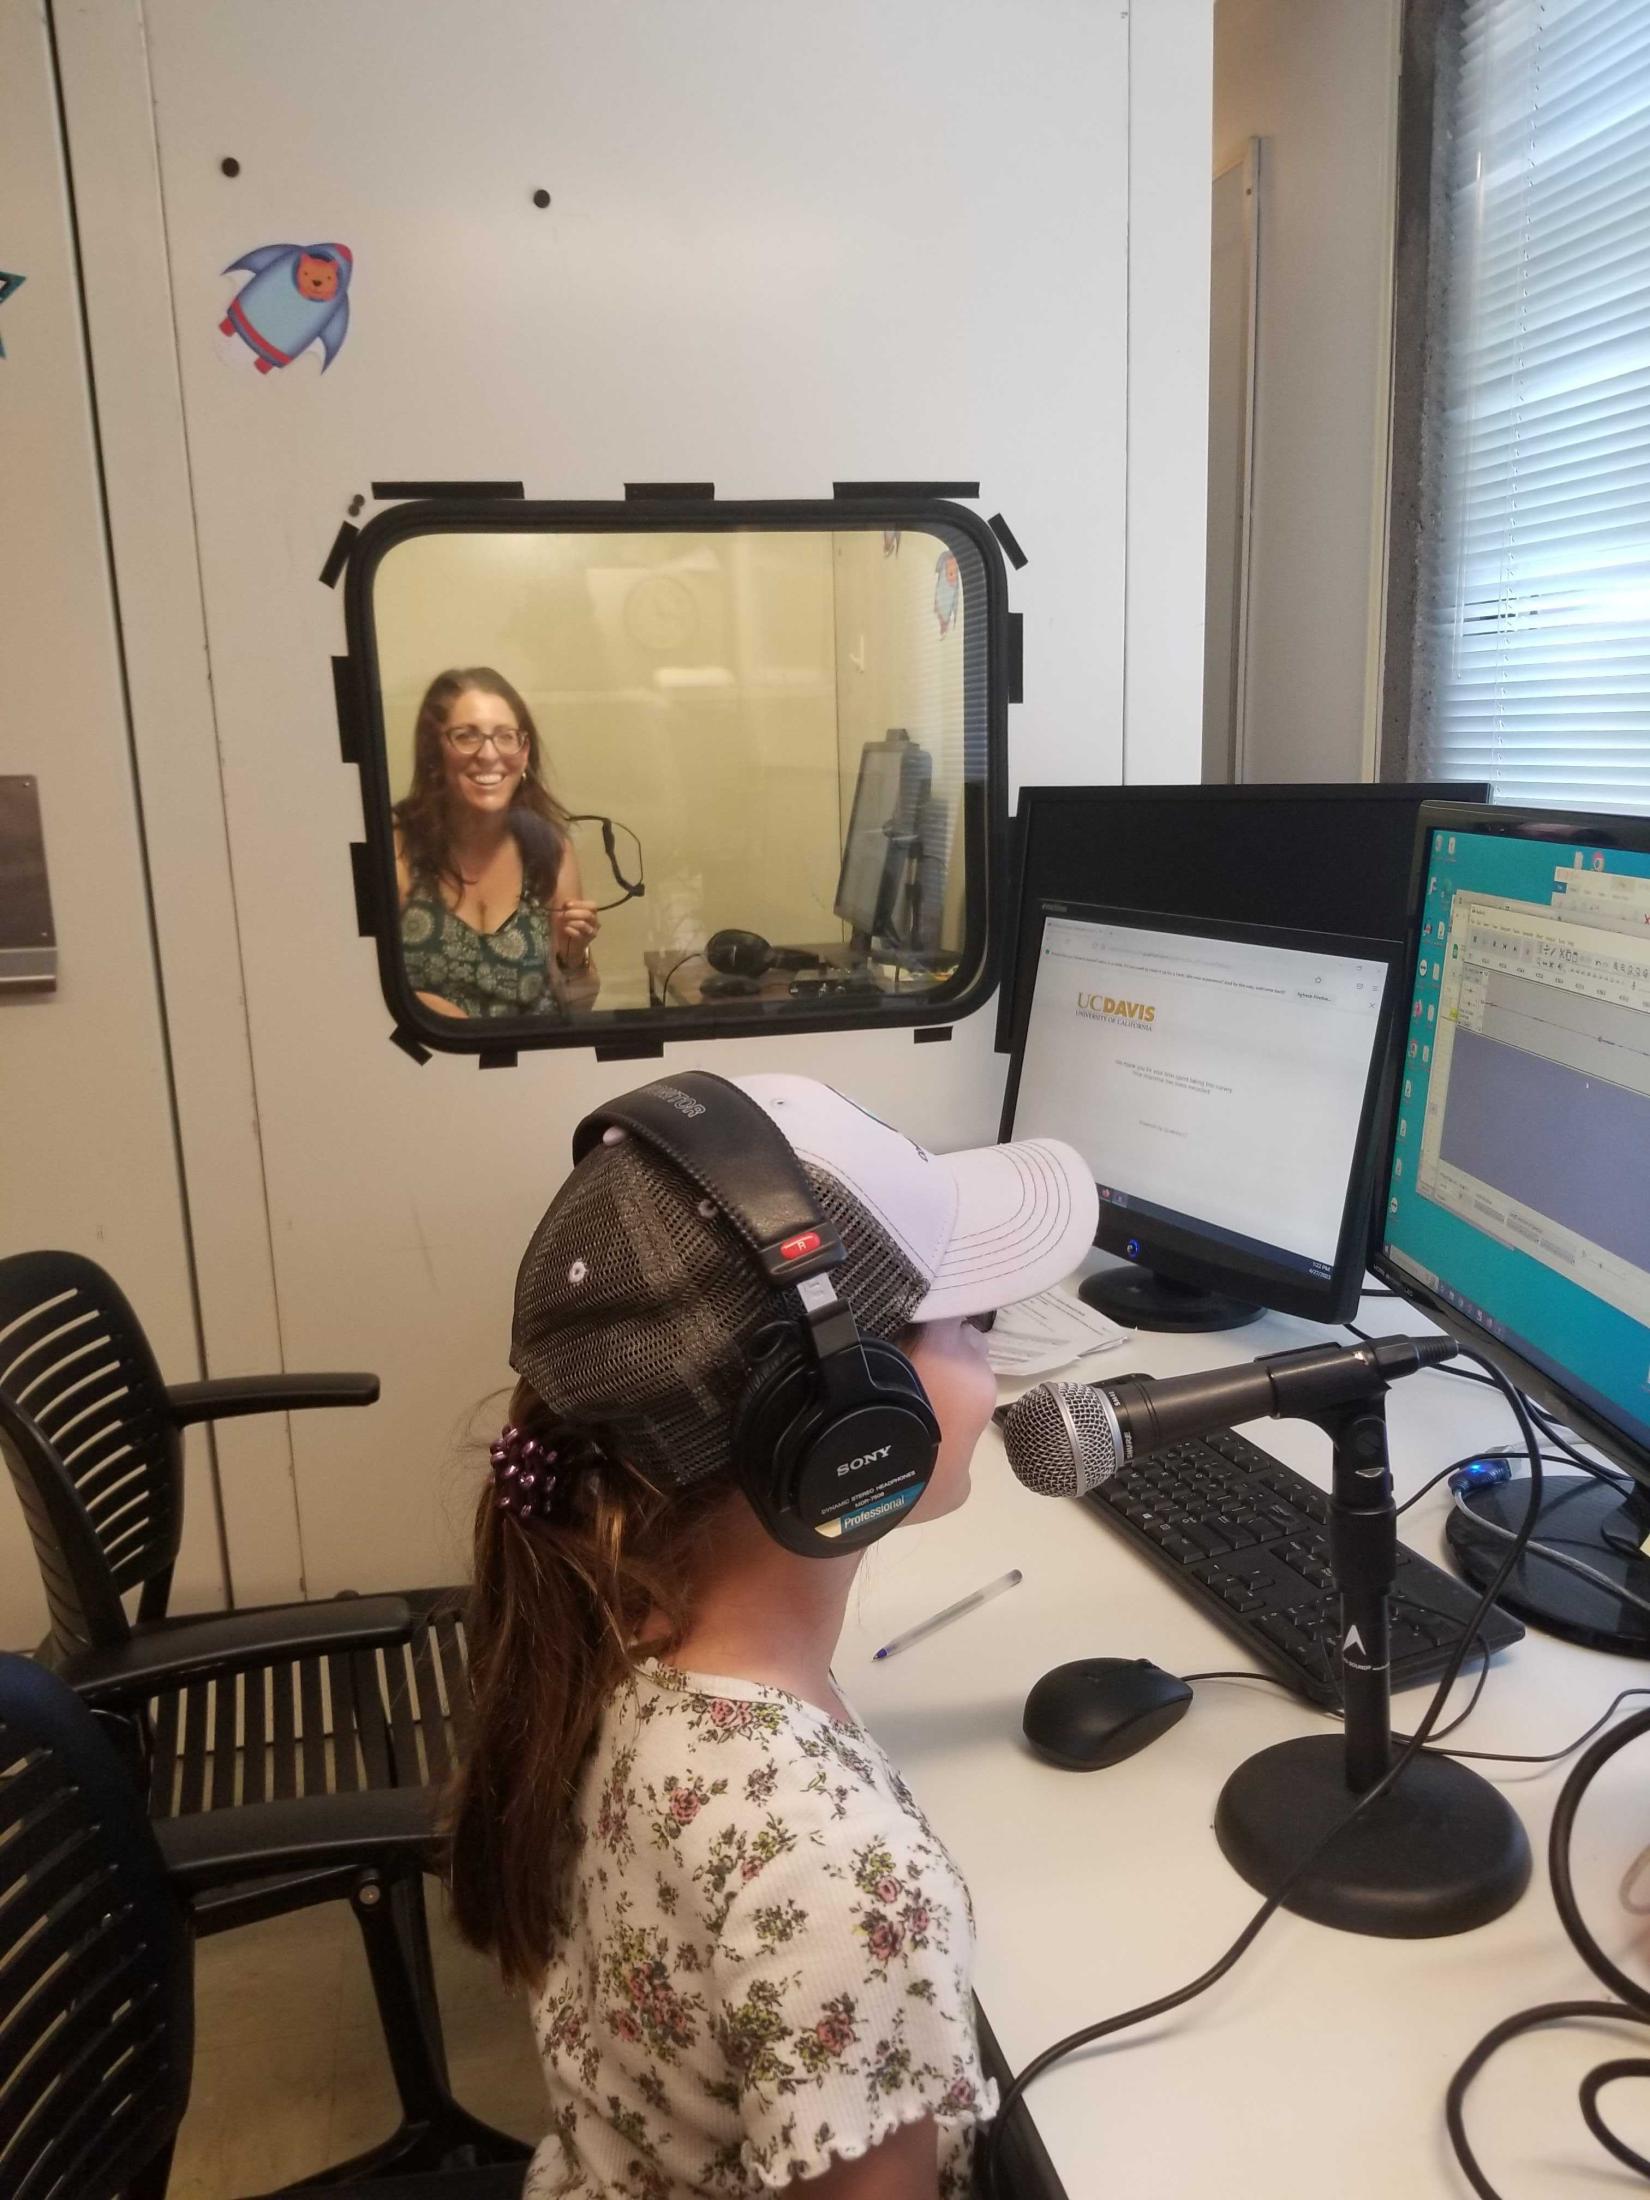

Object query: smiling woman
[391,666,600,1020]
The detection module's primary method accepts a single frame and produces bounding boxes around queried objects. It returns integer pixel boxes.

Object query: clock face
[623,573,697,653]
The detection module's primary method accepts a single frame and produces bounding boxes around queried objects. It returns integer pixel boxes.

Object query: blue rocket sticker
[0,269,24,359]
[933,550,960,636]
[220,242,353,373]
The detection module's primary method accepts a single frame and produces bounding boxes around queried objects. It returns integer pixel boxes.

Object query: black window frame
[340,495,1010,1061]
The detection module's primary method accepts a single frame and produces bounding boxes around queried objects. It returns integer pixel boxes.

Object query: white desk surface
[837,1263,1650,2197]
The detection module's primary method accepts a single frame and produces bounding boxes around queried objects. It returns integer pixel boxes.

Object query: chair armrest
[156,1784,440,1893]
[57,1593,417,1707]
[164,1372,380,1425]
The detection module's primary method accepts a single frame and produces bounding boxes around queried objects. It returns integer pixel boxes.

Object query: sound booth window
[344,500,1008,1056]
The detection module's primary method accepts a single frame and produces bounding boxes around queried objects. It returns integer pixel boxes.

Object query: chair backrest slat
[0,1255,185,1657]
[0,1656,191,2200]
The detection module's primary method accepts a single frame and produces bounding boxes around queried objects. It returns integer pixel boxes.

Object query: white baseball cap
[737,1074,1098,1321]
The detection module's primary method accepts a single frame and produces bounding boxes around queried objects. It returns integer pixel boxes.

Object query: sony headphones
[571,1071,940,1557]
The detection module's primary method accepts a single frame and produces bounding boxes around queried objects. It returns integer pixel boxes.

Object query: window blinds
[1413,0,1650,808]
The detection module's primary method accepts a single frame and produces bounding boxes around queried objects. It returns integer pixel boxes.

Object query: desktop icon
[1398,1118,1408,1138]
[1429,874,1438,892]
[1394,1159,1403,1178]
[1409,1040,1418,1060]
[1593,851,1606,871]
[1389,1197,1399,1215]
[1448,837,1457,854]
[1404,1079,1412,1099]
[1428,1004,1436,1023]
[1423,1044,1430,1062]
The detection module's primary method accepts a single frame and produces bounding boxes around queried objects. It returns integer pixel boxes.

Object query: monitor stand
[1079,1266,1263,1335]
[1446,1474,1650,1657]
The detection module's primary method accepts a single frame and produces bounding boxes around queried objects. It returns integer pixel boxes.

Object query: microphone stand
[1212,1389,1531,1937]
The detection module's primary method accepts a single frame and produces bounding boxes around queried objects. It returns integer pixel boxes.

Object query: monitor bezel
[995,781,1490,1054]
[1000,896,1403,1326]
[1371,798,1650,1490]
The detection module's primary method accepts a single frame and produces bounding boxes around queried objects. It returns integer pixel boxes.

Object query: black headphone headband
[572,1072,844,1289]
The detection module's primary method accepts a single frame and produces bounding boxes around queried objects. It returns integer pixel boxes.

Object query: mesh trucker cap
[510,1073,1098,1488]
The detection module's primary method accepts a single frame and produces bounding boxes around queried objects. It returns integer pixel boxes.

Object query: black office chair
[0,1650,528,2197]
[0,1251,478,2124]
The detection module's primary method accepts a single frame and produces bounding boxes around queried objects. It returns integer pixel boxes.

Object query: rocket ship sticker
[933,550,960,636]
[220,243,353,373]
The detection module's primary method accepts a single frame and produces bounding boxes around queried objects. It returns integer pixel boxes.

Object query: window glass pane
[1415,0,1650,810]
[359,515,998,1046]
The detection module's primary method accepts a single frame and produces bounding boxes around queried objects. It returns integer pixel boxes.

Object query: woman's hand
[552,898,601,971]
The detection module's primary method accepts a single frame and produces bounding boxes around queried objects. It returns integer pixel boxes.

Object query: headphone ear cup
[731,1339,816,1510]
[733,1332,940,1558]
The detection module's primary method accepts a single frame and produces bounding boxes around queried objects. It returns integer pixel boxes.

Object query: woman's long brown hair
[447,1381,730,1987]
[393,667,571,904]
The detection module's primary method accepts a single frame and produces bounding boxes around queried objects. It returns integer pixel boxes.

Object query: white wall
[0,4,224,1646]
[49,0,1214,1600]
[1213,0,1400,783]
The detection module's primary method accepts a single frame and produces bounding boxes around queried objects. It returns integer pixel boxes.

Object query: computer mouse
[1022,1657,1193,1770]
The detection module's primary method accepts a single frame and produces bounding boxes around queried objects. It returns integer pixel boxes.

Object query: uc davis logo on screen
[1077,992,1156,1026]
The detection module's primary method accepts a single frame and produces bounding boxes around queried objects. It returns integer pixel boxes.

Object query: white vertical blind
[1414,0,1650,808]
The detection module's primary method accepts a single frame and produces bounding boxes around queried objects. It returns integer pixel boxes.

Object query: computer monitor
[834,732,932,942]
[996,783,1489,1052]
[1375,801,1650,1653]
[1001,900,1399,1330]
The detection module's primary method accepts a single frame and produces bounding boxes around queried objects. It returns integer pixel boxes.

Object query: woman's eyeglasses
[445,724,526,756]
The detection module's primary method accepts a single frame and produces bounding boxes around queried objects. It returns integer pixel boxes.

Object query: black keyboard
[1083,1426,1524,1708]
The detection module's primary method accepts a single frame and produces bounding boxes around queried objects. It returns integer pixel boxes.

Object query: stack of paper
[984,1287,1130,1379]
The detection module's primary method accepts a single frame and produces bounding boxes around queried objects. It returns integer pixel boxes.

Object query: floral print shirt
[524,1660,995,2195]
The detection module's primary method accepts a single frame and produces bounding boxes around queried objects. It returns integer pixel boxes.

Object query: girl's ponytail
[446,1381,727,1985]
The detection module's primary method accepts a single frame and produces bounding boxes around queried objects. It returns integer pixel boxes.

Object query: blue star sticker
[0,270,24,358]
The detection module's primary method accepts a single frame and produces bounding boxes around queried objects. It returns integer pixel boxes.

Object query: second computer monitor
[1001,901,1399,1329]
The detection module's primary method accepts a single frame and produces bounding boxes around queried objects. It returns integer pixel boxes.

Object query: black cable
[1446,1704,1650,2196]
[658,950,704,1005]
[983,1350,1545,2197]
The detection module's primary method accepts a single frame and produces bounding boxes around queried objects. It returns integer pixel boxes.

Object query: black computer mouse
[1022,1657,1193,1770]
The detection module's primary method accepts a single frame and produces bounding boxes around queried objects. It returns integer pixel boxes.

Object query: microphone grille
[1002,1382,1122,1498]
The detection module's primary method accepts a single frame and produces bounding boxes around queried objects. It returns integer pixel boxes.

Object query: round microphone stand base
[1214,1734,1530,1938]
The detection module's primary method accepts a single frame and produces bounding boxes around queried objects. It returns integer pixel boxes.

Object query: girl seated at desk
[394,665,599,1019]
[447,1070,1098,2198]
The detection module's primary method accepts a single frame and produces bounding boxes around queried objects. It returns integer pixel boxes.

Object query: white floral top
[524,1660,996,2195]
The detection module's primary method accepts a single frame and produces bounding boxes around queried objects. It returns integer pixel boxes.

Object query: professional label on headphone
[832,1485,922,1539]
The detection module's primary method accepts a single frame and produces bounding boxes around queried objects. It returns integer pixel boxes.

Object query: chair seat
[145,1589,470,1817]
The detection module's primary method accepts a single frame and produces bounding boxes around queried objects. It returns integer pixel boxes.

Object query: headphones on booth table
[571,1071,939,1558]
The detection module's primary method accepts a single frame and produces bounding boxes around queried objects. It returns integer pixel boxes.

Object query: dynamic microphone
[706,928,816,978]
[1002,1334,1456,1498]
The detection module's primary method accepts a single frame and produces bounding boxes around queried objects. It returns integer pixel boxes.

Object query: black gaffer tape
[348,843,376,938]
[623,482,714,500]
[1007,613,1024,704]
[390,1026,432,1066]
[333,656,362,764]
[913,1026,954,1044]
[369,480,525,500]
[834,481,981,499]
[988,512,1028,569]
[478,1046,518,1070]
[319,521,360,588]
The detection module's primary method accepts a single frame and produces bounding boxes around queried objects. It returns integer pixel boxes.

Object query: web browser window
[1385,829,1650,1450]
[1013,911,1389,1279]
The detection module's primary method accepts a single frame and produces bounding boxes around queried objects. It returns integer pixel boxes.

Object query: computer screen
[1379,813,1650,1469]
[996,783,1488,1052]
[1002,901,1397,1327]
[834,735,932,938]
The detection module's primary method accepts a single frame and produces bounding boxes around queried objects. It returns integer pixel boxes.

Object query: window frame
[341,495,1010,1061]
